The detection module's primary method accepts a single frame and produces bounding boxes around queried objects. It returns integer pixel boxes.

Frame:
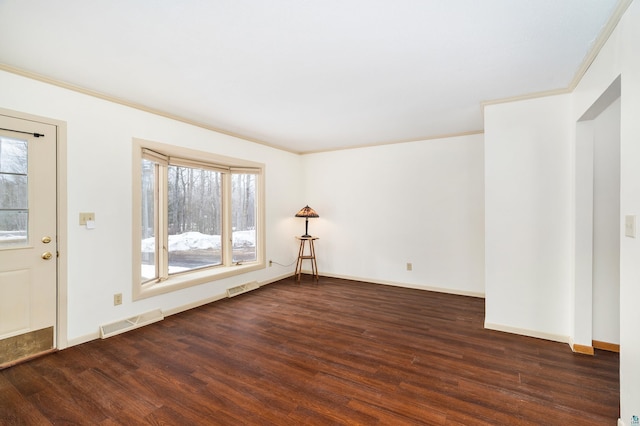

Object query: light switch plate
[625,215,636,238]
[79,212,95,225]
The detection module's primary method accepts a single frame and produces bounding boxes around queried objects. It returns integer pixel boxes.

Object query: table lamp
[295,205,319,238]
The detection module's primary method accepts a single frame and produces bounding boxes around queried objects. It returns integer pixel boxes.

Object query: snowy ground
[141,230,255,252]
[141,230,256,278]
[0,231,27,245]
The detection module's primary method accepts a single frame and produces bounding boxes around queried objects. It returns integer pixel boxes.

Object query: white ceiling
[0,0,621,153]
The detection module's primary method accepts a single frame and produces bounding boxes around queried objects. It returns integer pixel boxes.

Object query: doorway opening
[574,75,621,353]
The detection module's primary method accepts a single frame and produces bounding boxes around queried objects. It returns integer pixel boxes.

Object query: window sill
[133,262,264,300]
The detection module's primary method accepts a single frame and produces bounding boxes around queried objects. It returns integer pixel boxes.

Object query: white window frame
[132,138,265,300]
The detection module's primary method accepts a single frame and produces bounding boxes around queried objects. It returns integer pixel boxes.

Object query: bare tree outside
[140,159,258,279]
[232,173,256,263]
[167,165,222,271]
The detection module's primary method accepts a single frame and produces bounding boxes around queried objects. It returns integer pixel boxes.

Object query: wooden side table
[294,236,319,282]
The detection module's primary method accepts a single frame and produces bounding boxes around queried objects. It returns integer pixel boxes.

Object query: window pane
[141,159,156,281]
[232,174,256,263]
[167,165,222,273]
[0,136,28,248]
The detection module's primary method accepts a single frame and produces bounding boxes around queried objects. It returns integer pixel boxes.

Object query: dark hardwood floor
[0,277,619,425]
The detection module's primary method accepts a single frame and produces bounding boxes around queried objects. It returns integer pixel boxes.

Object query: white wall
[0,70,304,345]
[572,1,640,421]
[301,134,485,296]
[484,94,573,341]
[618,7,640,421]
[592,97,621,345]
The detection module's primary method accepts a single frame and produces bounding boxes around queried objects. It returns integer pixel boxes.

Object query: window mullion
[222,172,233,266]
[158,163,169,280]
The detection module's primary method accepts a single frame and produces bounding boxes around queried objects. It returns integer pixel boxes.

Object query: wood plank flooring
[0,277,619,425]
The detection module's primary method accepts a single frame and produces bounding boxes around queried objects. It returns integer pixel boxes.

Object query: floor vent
[226,281,260,298]
[100,309,164,339]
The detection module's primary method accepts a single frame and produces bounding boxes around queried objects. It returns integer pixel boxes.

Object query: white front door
[0,114,57,367]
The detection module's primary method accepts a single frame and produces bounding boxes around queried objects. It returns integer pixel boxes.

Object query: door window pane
[0,137,27,174]
[0,136,28,247]
[167,165,222,273]
[0,175,27,210]
[232,174,256,263]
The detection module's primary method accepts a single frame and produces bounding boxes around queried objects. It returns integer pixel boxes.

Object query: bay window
[133,139,264,299]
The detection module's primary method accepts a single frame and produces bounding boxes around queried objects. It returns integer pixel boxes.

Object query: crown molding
[1,62,484,155]
[301,130,485,155]
[568,0,633,91]
[0,63,299,154]
[481,0,632,110]
[481,87,571,110]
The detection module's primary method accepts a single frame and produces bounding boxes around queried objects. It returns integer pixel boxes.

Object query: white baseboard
[66,331,100,347]
[618,418,625,426]
[484,321,570,344]
[319,272,485,298]
[260,272,295,286]
[157,273,293,316]
[163,293,227,317]
[64,273,293,349]
[63,273,482,349]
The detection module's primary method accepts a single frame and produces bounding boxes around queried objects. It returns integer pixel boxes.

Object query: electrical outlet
[79,212,95,225]
[406,262,412,271]
[269,260,273,267]
[113,293,122,306]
